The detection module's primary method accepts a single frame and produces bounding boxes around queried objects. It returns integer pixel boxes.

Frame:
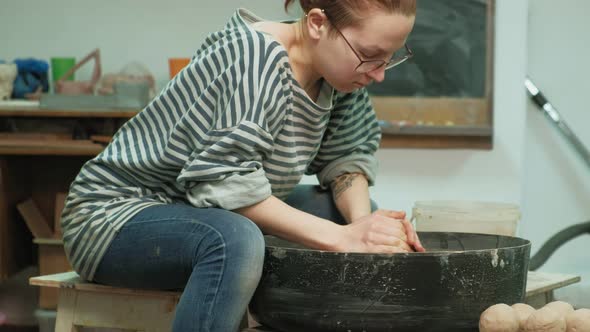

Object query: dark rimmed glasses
[323,11,414,73]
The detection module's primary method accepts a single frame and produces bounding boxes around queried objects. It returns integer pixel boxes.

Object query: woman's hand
[376,210,426,253]
[333,210,413,253]
[336,209,425,253]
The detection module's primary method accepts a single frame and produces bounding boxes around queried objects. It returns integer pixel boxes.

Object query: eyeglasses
[323,12,414,73]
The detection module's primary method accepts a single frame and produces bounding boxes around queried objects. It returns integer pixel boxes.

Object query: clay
[524,306,566,332]
[479,303,519,332]
[512,303,536,331]
[566,309,590,332]
[544,301,575,317]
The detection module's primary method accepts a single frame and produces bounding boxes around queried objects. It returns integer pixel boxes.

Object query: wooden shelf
[0,104,139,118]
[380,133,493,150]
[380,122,492,137]
[0,139,104,156]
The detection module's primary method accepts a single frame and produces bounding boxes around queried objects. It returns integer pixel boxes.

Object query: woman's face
[309,9,415,93]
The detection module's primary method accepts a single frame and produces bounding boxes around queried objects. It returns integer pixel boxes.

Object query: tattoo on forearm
[331,173,361,199]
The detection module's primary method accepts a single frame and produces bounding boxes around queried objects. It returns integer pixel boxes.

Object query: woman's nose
[366,66,386,83]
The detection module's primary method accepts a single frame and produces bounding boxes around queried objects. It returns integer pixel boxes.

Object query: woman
[60,0,423,331]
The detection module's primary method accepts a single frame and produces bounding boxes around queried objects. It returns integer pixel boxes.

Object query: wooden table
[525,271,582,308]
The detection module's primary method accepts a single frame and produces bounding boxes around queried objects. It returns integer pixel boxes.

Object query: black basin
[249,232,531,332]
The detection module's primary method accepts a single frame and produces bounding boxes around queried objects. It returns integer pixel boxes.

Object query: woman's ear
[305,8,328,41]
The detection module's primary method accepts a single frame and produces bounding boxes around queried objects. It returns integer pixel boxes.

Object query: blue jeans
[93,185,375,332]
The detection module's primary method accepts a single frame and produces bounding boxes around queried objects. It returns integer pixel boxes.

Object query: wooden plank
[30,271,81,288]
[380,134,493,149]
[0,133,72,140]
[72,291,177,331]
[372,97,491,127]
[380,124,492,137]
[36,241,73,309]
[30,271,181,298]
[54,288,79,332]
[90,135,112,144]
[0,139,104,156]
[34,238,63,245]
[0,104,139,118]
[73,282,181,299]
[16,198,53,238]
[374,97,494,149]
[526,292,554,309]
[525,271,581,297]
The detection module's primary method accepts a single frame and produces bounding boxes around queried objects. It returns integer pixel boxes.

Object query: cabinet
[0,104,137,281]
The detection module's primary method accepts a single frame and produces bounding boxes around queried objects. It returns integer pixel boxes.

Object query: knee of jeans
[227,218,264,258]
[224,217,265,285]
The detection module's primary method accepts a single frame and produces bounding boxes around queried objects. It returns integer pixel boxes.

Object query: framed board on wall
[370,0,495,149]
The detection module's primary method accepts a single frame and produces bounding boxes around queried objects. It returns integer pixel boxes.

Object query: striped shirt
[61,8,381,280]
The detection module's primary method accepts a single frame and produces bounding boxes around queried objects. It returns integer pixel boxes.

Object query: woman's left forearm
[330,172,372,224]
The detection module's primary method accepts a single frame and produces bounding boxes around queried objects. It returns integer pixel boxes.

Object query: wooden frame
[373,0,495,149]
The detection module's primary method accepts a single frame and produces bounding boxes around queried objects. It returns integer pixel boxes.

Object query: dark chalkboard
[367,0,490,98]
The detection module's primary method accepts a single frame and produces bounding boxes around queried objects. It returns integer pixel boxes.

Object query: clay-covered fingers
[400,219,426,252]
[374,215,407,242]
[367,233,412,253]
[370,216,412,252]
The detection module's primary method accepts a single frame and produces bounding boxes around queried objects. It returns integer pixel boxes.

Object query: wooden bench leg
[55,288,80,332]
[71,290,176,331]
[53,285,245,332]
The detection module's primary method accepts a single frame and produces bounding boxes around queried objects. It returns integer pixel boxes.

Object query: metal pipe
[525,77,590,169]
[529,221,590,271]
[525,77,590,270]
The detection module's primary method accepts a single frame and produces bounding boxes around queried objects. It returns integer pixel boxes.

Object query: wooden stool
[30,272,180,331]
[30,271,248,332]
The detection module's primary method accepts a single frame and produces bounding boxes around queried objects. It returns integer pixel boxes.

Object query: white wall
[0,0,297,90]
[522,0,590,306]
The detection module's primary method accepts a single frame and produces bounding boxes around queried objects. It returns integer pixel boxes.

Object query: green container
[50,57,76,82]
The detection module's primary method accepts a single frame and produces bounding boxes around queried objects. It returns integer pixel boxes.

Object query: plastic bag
[11,58,49,99]
[97,61,156,98]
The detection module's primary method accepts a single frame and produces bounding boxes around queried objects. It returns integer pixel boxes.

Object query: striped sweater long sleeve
[61,8,381,280]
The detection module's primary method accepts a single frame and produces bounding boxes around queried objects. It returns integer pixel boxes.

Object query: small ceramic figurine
[0,63,18,100]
